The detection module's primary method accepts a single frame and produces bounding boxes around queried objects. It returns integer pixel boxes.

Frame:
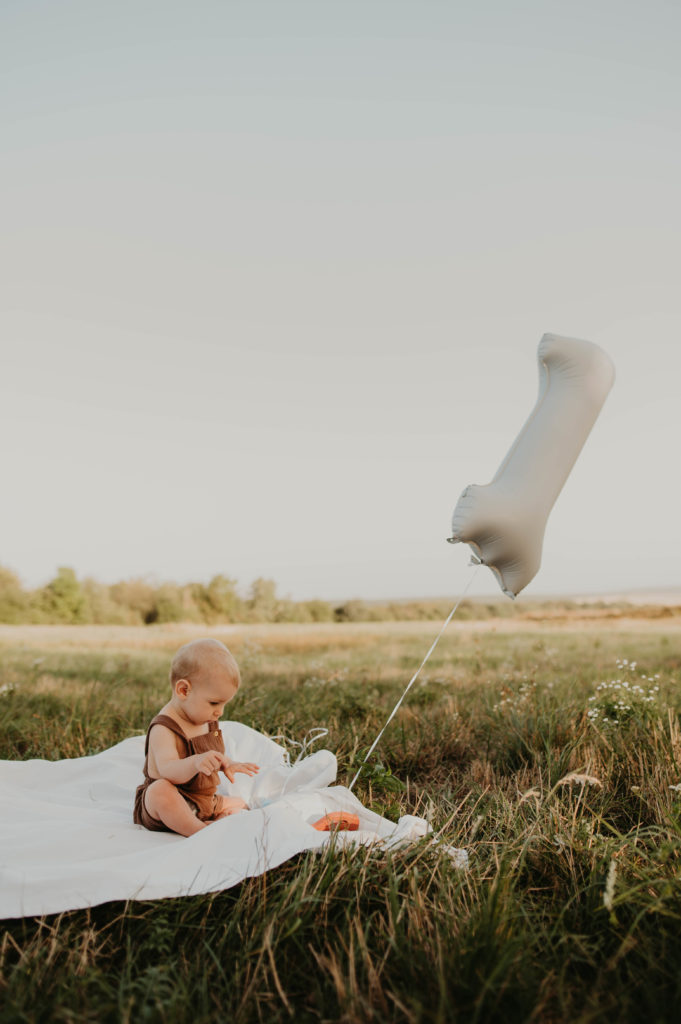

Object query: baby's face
[177,660,239,726]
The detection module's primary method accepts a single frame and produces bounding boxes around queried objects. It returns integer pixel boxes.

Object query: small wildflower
[586,658,663,727]
[603,859,617,912]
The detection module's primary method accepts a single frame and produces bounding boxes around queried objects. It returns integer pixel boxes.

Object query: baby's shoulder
[147,713,186,746]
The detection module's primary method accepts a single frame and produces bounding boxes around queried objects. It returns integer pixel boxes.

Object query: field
[2,616,681,1023]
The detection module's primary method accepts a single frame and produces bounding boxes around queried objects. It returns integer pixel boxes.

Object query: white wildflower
[603,859,617,912]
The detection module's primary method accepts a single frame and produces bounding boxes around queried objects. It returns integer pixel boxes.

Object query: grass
[1,619,681,1022]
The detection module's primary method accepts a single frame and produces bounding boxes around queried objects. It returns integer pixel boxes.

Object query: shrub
[192,574,244,623]
[81,578,135,625]
[248,577,279,622]
[0,566,29,623]
[38,567,89,623]
[109,578,157,624]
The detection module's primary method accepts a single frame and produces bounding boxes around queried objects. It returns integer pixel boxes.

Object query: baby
[133,638,259,836]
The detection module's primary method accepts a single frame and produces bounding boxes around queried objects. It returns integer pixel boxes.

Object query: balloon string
[347,564,480,792]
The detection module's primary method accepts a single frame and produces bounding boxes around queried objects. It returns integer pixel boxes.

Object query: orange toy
[311,811,360,832]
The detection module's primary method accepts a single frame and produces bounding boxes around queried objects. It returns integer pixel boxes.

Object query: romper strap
[145,714,189,756]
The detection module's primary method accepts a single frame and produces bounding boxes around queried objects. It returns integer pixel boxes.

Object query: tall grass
[1,622,681,1022]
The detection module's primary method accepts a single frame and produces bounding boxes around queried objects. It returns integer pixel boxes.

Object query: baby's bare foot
[218,796,249,817]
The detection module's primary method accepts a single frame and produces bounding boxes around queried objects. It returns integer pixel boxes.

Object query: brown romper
[133,713,226,832]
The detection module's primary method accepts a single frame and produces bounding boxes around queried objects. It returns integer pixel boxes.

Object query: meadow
[1,616,681,1023]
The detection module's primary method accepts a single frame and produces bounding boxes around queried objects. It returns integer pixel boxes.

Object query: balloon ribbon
[347,564,480,792]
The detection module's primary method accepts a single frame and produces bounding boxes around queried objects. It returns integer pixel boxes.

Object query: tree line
[0,565,523,626]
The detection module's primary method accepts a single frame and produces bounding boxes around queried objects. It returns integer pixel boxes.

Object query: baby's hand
[222,759,260,784]
[194,750,224,776]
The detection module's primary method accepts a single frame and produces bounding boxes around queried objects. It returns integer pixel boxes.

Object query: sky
[2,0,680,603]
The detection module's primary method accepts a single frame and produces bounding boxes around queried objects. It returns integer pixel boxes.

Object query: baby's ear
[175,678,191,698]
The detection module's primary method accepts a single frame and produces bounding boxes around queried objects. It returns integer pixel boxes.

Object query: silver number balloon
[448,334,615,597]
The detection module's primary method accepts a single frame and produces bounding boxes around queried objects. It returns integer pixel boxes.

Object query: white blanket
[0,722,465,918]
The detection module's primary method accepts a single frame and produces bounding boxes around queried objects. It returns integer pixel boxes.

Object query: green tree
[194,574,243,623]
[248,577,278,622]
[144,584,201,624]
[0,566,29,623]
[81,578,134,624]
[148,585,184,624]
[109,578,157,624]
[302,599,334,623]
[40,567,89,623]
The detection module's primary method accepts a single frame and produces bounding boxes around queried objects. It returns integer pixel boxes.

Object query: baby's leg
[144,779,207,837]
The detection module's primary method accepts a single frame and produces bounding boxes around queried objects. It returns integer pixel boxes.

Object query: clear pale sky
[2,1,680,602]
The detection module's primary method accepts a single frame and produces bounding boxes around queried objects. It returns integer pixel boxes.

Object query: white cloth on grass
[0,721,467,918]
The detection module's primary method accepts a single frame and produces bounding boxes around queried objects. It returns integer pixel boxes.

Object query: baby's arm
[149,725,222,784]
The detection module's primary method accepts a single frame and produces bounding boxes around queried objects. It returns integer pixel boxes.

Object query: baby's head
[169,638,241,726]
